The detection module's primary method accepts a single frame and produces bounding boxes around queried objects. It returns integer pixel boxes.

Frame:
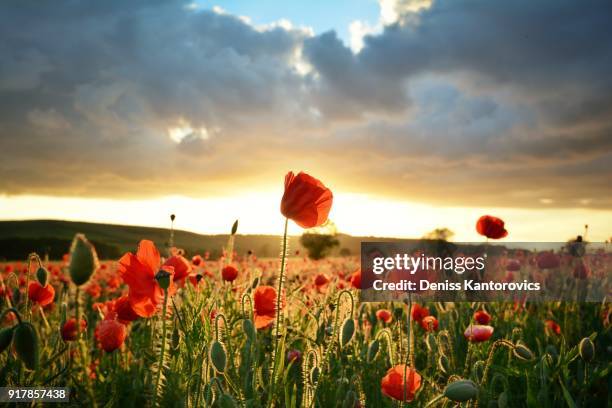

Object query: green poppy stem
[271,217,289,401]
[153,290,170,407]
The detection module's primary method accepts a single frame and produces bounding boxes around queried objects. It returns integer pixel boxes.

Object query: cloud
[0,0,611,209]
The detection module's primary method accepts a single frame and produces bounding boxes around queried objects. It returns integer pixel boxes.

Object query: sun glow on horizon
[1,193,610,243]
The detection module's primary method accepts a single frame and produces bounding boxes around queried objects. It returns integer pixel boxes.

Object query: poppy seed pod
[513,342,535,361]
[443,379,478,402]
[14,322,39,371]
[69,234,99,286]
[35,267,48,287]
[367,339,380,363]
[340,318,355,349]
[0,327,14,353]
[242,319,256,341]
[209,340,227,373]
[309,366,320,385]
[155,270,172,290]
[579,337,595,362]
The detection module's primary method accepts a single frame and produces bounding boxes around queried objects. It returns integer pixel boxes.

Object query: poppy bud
[438,354,450,374]
[242,319,256,341]
[513,342,534,361]
[170,214,176,222]
[231,220,238,235]
[0,327,14,353]
[14,322,39,371]
[443,379,478,402]
[579,337,594,362]
[251,277,259,289]
[155,270,171,290]
[310,366,320,385]
[69,234,99,286]
[209,340,227,373]
[36,267,48,287]
[340,318,355,348]
[366,339,380,363]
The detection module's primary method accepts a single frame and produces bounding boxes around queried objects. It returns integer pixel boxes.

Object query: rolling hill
[0,219,407,260]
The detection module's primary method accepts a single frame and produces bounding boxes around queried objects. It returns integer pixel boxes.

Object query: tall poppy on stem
[476,215,508,239]
[271,171,333,389]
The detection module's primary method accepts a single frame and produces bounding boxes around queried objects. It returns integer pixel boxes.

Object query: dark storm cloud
[0,0,611,208]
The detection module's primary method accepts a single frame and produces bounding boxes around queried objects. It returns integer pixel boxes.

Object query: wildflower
[420,315,439,331]
[314,273,330,289]
[473,310,491,325]
[376,309,393,324]
[280,171,333,228]
[536,251,560,269]
[164,254,192,284]
[411,304,429,322]
[476,215,508,239]
[61,318,87,342]
[380,365,422,402]
[545,319,561,335]
[118,240,176,318]
[287,350,302,363]
[94,319,126,352]
[349,269,361,289]
[221,265,238,282]
[28,281,55,306]
[191,255,203,266]
[113,295,140,324]
[464,324,494,342]
[253,285,282,330]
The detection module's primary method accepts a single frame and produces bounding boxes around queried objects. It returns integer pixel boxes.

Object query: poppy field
[0,172,609,407]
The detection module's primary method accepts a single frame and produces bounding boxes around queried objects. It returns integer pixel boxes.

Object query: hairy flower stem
[404,294,414,405]
[271,218,289,400]
[153,291,170,407]
[481,339,514,386]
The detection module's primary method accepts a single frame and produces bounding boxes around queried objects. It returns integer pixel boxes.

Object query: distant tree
[299,220,340,260]
[339,248,352,257]
[422,228,455,242]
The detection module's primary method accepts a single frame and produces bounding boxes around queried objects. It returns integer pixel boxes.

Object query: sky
[0,0,611,241]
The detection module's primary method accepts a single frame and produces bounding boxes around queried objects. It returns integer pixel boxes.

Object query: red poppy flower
[349,270,361,289]
[573,260,590,279]
[253,285,283,330]
[280,171,333,228]
[473,310,491,325]
[380,365,422,402]
[420,315,439,331]
[222,265,238,282]
[545,319,561,335]
[113,295,140,324]
[464,324,494,342]
[95,319,127,352]
[191,255,203,266]
[476,215,508,239]
[536,251,560,269]
[505,259,521,272]
[164,255,192,283]
[287,350,301,363]
[314,273,330,288]
[376,309,393,324]
[118,240,176,318]
[61,318,87,342]
[28,281,55,306]
[411,304,429,322]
